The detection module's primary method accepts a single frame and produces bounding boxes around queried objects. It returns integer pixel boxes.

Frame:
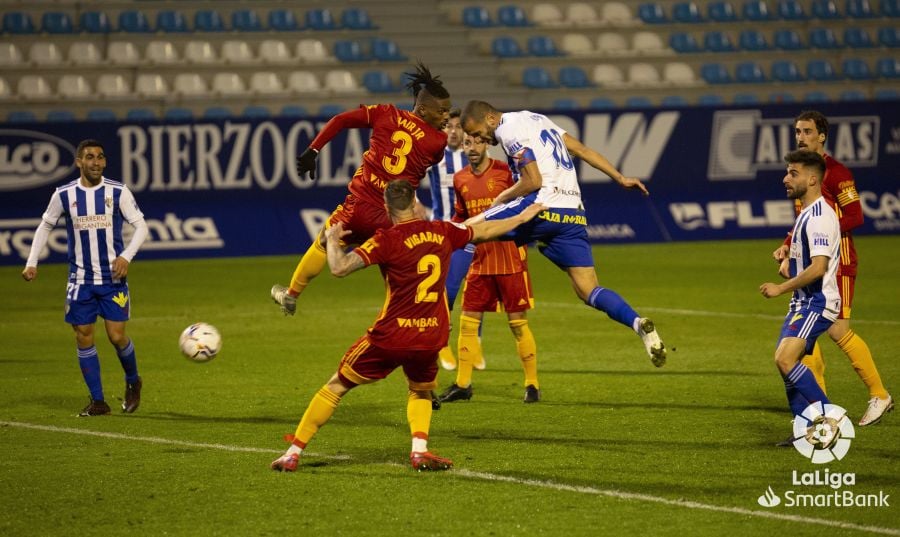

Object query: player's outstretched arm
[297,107,372,180]
[563,133,649,195]
[492,161,542,207]
[470,203,547,243]
[325,222,365,277]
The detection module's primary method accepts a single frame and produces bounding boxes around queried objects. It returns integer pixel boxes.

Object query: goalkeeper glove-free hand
[296,148,319,180]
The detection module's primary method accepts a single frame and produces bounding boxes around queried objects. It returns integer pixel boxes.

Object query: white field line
[2,420,897,536]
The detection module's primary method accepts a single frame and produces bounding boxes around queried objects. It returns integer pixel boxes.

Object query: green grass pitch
[1,237,898,536]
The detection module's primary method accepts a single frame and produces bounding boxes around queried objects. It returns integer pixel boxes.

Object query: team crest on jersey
[487,177,497,192]
[105,196,113,208]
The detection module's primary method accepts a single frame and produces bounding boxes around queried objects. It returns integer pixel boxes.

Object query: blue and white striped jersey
[788,196,841,320]
[33,177,145,285]
[427,147,468,221]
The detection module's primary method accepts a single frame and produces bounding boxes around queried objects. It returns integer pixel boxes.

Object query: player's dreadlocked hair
[405,62,449,99]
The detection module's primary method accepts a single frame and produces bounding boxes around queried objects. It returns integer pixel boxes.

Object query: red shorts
[838,274,855,319]
[461,271,534,313]
[337,335,439,391]
[327,193,392,247]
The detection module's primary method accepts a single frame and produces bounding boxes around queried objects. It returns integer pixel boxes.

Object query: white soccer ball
[179,322,221,362]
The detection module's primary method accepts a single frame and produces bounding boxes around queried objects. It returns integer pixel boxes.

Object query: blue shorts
[65,281,131,325]
[777,306,834,355]
[483,193,594,269]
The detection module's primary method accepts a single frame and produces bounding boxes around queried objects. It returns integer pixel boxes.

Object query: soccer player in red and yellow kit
[773,110,892,428]
[271,180,546,472]
[438,134,540,404]
[271,63,451,315]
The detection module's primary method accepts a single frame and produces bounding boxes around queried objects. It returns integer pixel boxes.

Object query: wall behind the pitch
[1,101,898,265]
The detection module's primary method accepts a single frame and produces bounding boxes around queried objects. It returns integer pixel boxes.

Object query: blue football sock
[587,287,640,329]
[786,362,830,412]
[783,378,810,417]
[116,339,139,383]
[446,246,474,310]
[78,346,104,401]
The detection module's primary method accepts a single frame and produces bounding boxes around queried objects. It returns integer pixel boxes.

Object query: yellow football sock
[438,346,456,368]
[407,390,433,438]
[801,342,826,394]
[293,386,342,446]
[289,238,327,295]
[509,319,538,388]
[837,330,888,399]
[455,315,481,388]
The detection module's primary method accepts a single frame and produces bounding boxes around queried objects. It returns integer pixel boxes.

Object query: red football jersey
[354,219,474,351]
[347,104,448,207]
[452,159,526,275]
[788,153,863,275]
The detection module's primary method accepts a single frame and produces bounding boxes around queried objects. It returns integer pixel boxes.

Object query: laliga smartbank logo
[756,403,890,509]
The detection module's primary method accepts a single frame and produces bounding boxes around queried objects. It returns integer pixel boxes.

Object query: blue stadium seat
[839,89,867,101]
[522,66,557,88]
[769,91,796,103]
[242,106,270,118]
[203,107,232,119]
[778,0,808,20]
[670,32,702,53]
[638,3,668,23]
[697,94,725,106]
[164,108,193,121]
[803,91,831,102]
[527,35,561,56]
[701,62,732,83]
[809,27,841,49]
[157,11,189,33]
[708,1,740,21]
[673,2,704,22]
[306,9,338,30]
[882,0,900,16]
[462,6,494,27]
[842,58,872,79]
[736,61,766,83]
[42,12,74,34]
[195,11,225,32]
[269,10,299,31]
[552,98,580,110]
[845,0,875,18]
[86,109,118,122]
[342,8,376,29]
[118,11,152,33]
[280,105,309,118]
[879,27,900,47]
[559,66,593,88]
[372,38,407,61]
[704,31,736,52]
[395,102,414,111]
[3,12,35,34]
[126,108,157,121]
[498,5,531,26]
[876,57,900,78]
[492,36,525,57]
[661,95,689,106]
[733,93,760,104]
[318,104,345,116]
[739,30,770,50]
[772,60,805,81]
[334,40,368,62]
[589,98,616,109]
[807,59,841,80]
[844,28,874,48]
[362,71,397,93]
[742,0,774,20]
[625,96,653,108]
[46,110,76,122]
[875,89,900,100]
[811,0,842,18]
[232,10,263,31]
[774,29,806,49]
[80,12,111,34]
[7,111,38,122]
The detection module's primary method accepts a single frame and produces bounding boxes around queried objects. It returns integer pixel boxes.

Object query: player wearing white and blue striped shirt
[760,150,843,444]
[426,110,476,371]
[22,139,149,417]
